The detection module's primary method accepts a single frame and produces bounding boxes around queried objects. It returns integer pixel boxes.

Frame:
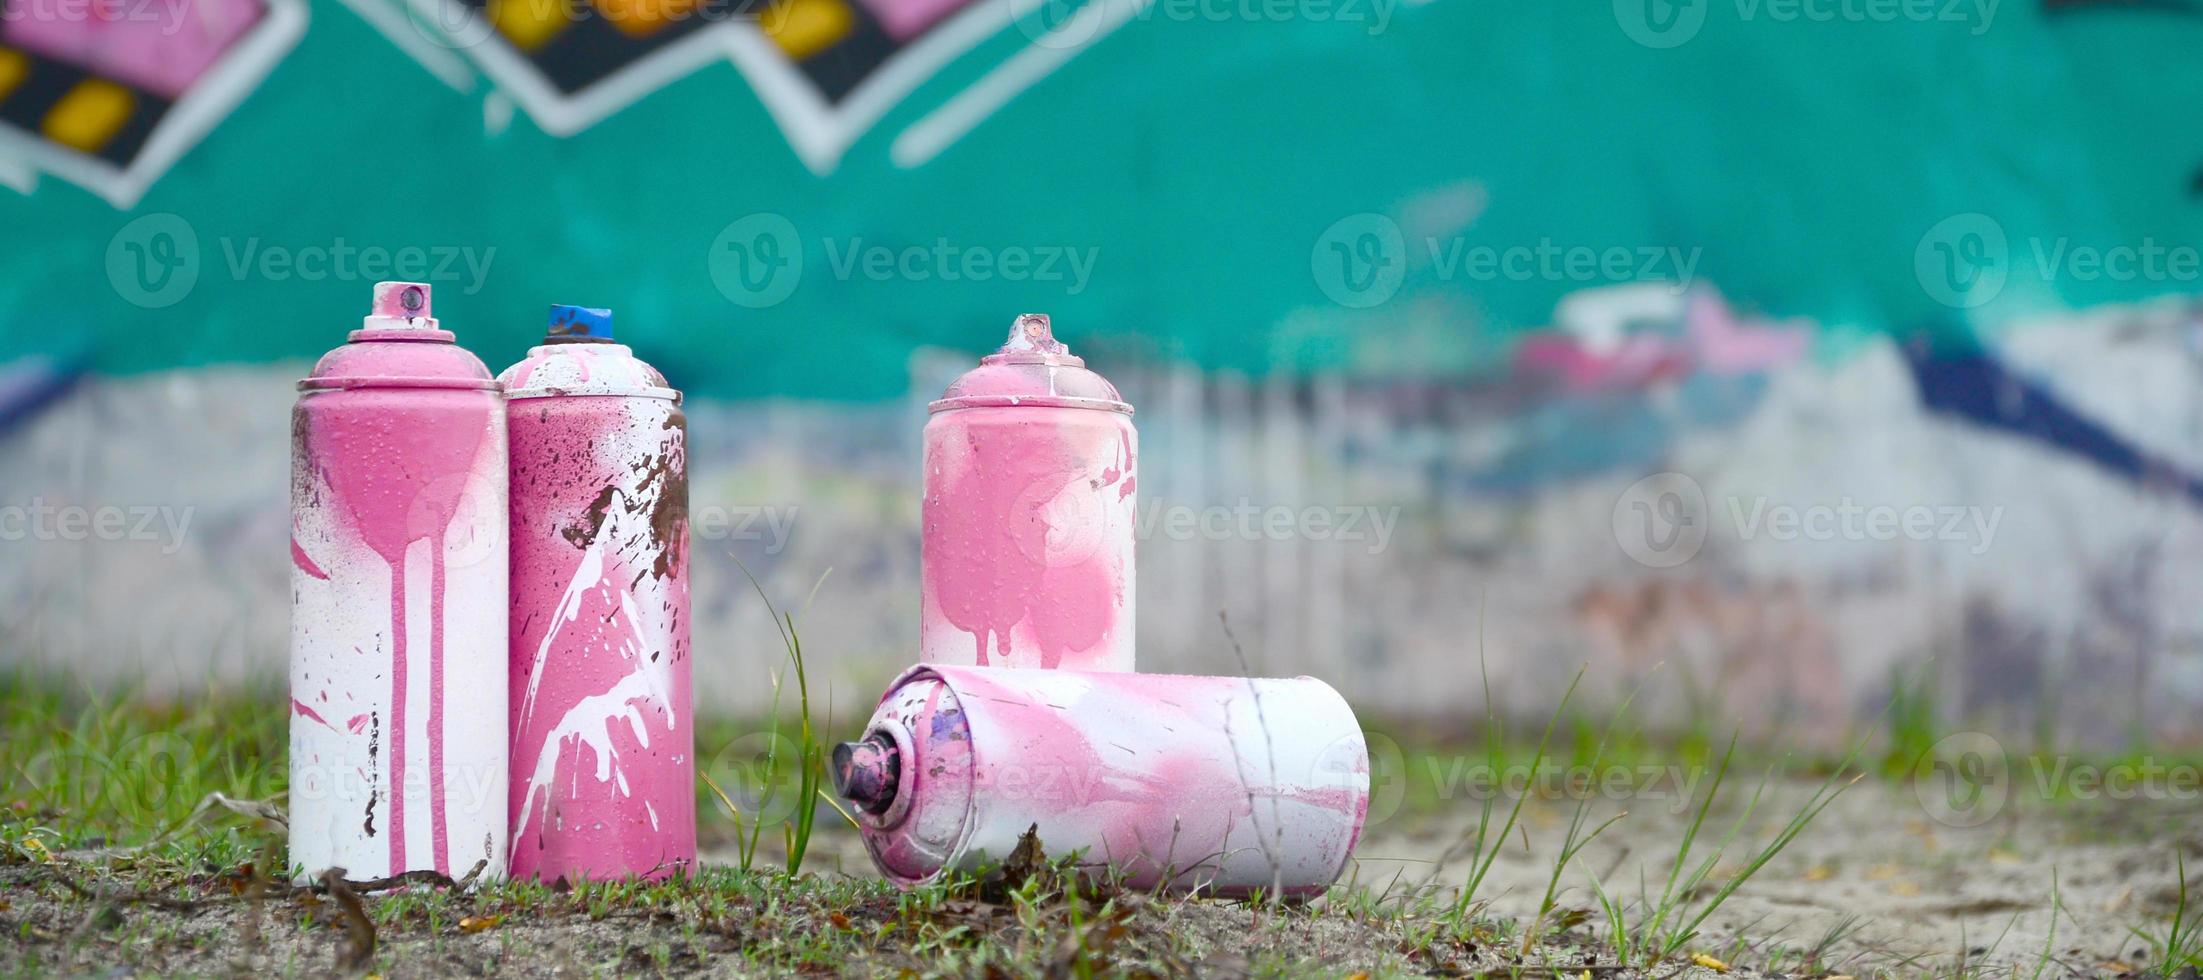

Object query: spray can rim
[929,314,1132,414]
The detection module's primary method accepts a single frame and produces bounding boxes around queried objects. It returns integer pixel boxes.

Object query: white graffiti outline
[393,0,1136,174]
[0,0,306,208]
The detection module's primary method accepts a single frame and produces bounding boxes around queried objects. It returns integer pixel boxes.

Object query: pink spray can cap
[351,282,453,341]
[300,282,494,391]
[928,313,1131,414]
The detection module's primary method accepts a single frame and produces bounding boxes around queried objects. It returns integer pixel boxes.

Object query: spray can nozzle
[999,313,1067,356]
[831,735,901,815]
[545,305,615,343]
[361,281,442,334]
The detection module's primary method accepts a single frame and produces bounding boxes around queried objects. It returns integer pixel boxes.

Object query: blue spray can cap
[546,305,614,342]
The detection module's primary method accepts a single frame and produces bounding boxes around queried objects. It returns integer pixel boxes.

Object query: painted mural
[1,0,2201,746]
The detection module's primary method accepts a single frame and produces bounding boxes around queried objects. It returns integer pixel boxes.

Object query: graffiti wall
[1,0,2201,745]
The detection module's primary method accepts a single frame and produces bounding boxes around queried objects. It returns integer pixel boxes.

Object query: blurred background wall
[1,0,2200,746]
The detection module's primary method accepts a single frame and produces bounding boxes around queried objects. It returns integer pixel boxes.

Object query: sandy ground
[1351,779,2203,975]
[5,778,2197,976]
[787,776,2203,976]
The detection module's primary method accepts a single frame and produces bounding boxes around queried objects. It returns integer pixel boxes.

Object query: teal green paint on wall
[2,0,2200,398]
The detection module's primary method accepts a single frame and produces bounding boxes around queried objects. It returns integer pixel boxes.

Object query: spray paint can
[500,306,694,881]
[922,314,1137,671]
[290,282,509,882]
[832,665,1369,896]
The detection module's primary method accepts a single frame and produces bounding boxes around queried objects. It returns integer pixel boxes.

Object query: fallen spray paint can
[833,665,1369,896]
[922,314,1137,671]
[290,282,509,882]
[500,305,695,881]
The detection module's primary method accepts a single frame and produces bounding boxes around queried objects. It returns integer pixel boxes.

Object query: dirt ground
[3,779,2197,977]
[774,776,2201,976]
[1351,779,2203,976]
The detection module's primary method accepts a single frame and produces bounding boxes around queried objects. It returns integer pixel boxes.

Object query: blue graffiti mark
[1900,336,2203,506]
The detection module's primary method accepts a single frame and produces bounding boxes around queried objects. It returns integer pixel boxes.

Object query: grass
[2134,850,2203,974]
[700,564,847,875]
[7,655,2203,977]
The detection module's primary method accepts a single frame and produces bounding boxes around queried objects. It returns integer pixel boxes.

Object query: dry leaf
[1891,881,1922,897]
[458,915,503,934]
[1804,864,1833,881]
[2099,960,2136,974]
[1690,952,1731,973]
[828,912,852,930]
[1865,863,1900,881]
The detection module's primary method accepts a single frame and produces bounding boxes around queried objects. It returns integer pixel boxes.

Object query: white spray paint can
[289,282,509,882]
[500,305,694,882]
[832,665,1369,897]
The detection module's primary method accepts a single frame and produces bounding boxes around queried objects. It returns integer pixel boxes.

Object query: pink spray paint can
[832,665,1370,896]
[500,306,695,881]
[290,282,509,882]
[922,314,1137,671]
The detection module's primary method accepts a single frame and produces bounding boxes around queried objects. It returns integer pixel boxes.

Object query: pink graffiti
[922,410,1131,669]
[306,339,497,876]
[504,391,693,882]
[1,0,266,99]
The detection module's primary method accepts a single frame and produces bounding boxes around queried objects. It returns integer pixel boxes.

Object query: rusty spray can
[832,665,1369,896]
[500,306,694,881]
[290,282,509,882]
[922,315,1137,671]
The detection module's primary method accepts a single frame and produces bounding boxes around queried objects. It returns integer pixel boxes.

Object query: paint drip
[921,314,1137,671]
[501,306,695,881]
[289,282,509,883]
[835,665,1369,896]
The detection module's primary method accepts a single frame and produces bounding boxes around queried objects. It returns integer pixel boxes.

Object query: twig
[319,868,376,975]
